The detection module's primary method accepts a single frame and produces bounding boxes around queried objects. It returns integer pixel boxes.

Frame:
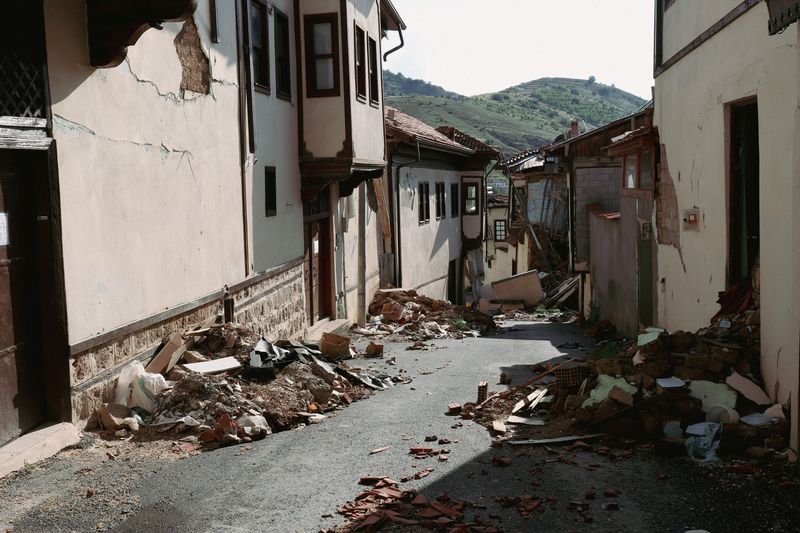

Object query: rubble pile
[326,478,501,532]
[352,289,496,341]
[97,323,409,448]
[468,304,790,461]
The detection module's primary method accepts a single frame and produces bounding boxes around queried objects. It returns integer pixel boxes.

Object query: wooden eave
[87,0,199,68]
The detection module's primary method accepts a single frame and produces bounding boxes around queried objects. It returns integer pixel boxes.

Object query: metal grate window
[0,50,46,118]
[0,3,47,119]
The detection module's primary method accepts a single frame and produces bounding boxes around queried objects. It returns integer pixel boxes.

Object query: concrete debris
[458,300,789,462]
[96,322,409,450]
[351,289,495,342]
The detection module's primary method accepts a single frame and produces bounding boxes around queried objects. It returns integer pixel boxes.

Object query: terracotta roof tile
[385,106,469,152]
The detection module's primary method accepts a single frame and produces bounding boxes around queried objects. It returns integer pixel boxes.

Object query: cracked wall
[174,17,210,95]
[655,3,800,450]
[44,0,245,343]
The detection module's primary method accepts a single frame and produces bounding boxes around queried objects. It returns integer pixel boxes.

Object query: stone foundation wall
[69,261,307,427]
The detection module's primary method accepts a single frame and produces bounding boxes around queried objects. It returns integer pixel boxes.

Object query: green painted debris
[582,375,638,408]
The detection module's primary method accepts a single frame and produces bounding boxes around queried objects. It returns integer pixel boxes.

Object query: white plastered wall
[251,0,305,272]
[45,0,245,343]
[299,0,347,158]
[398,167,462,300]
[654,3,800,449]
[347,0,386,164]
[336,185,381,323]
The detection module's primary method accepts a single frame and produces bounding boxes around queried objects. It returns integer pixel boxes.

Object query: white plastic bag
[114,361,170,414]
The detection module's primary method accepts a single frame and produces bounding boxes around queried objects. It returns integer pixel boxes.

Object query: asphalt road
[3,322,800,533]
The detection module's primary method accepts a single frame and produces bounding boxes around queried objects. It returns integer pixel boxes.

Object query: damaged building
[0,0,405,446]
[652,0,800,450]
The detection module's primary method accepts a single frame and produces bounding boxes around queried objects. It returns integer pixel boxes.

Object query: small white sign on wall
[0,213,8,246]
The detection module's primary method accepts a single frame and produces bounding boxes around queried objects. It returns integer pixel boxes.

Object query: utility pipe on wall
[357,181,367,327]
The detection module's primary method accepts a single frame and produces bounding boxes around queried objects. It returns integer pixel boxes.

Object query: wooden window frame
[435,182,445,220]
[274,7,291,101]
[494,219,507,242]
[418,182,430,224]
[305,13,340,98]
[354,23,367,102]
[250,0,270,94]
[463,183,478,215]
[368,35,379,106]
[622,148,655,191]
[265,166,277,217]
[450,183,459,217]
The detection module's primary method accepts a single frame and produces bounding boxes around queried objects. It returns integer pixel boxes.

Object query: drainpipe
[234,0,251,276]
[394,140,421,288]
[357,181,367,327]
[383,28,404,62]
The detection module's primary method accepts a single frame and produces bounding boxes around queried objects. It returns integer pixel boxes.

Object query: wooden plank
[0,137,51,150]
[507,416,546,426]
[509,434,607,446]
[372,176,392,241]
[0,127,47,138]
[0,117,47,129]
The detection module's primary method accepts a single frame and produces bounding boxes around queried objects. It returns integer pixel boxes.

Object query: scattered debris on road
[351,289,496,341]
[96,323,411,450]
[459,300,790,463]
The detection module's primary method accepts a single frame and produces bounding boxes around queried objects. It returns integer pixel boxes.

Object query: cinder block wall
[574,166,621,263]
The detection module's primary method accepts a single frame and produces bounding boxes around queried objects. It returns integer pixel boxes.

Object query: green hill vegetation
[384,72,648,154]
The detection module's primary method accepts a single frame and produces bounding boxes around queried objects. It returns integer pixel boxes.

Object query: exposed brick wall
[655,144,681,250]
[575,165,621,263]
[69,262,306,426]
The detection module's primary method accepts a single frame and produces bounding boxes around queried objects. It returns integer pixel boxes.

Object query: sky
[384,0,655,100]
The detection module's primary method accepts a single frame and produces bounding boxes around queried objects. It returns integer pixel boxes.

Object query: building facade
[0,0,403,445]
[653,0,800,449]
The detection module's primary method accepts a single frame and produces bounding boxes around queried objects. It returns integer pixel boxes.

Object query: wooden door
[0,151,45,445]
[304,220,330,325]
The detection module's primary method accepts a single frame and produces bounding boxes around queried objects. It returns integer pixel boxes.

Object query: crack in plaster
[54,114,193,161]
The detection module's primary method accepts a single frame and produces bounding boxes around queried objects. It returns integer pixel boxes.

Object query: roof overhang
[386,124,475,157]
[87,0,198,68]
[767,0,800,35]
[381,0,406,31]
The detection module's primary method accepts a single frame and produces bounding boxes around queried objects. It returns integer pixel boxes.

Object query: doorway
[303,191,332,325]
[0,150,46,445]
[728,101,760,287]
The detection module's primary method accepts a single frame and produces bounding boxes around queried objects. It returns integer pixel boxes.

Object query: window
[494,220,507,241]
[368,36,379,104]
[463,184,478,215]
[305,14,340,97]
[418,182,430,224]
[623,148,654,190]
[624,155,637,189]
[354,24,367,100]
[274,8,291,100]
[250,0,269,92]
[435,182,445,219]
[265,167,277,217]
[450,183,459,217]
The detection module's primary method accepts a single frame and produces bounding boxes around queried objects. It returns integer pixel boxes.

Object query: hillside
[383,71,461,98]
[384,73,648,154]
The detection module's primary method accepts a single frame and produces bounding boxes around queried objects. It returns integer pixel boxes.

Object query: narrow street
[2,322,798,533]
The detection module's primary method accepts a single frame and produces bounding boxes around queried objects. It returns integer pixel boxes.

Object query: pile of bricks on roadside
[559,305,790,458]
[95,323,410,449]
[351,289,496,341]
